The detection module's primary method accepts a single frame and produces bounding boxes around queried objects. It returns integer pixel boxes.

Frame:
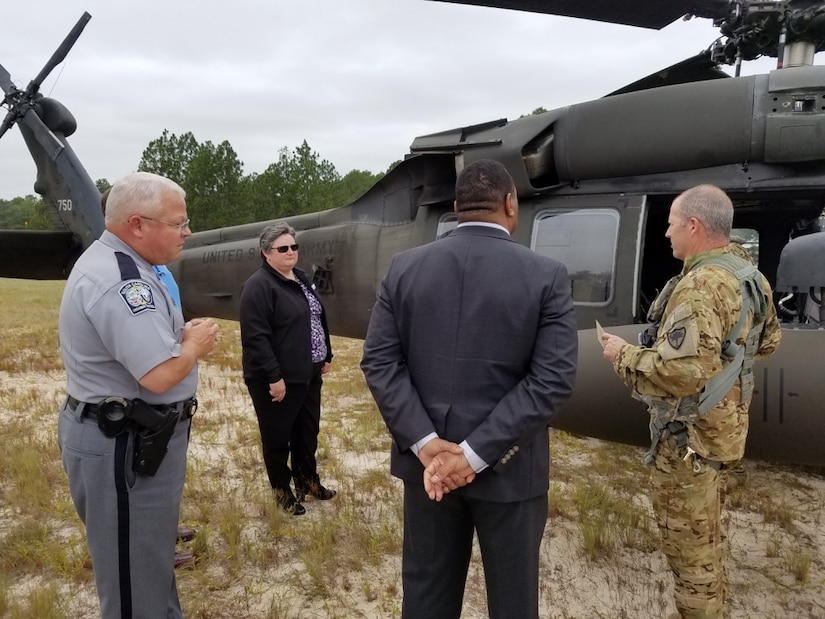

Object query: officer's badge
[666,327,686,349]
[118,280,156,315]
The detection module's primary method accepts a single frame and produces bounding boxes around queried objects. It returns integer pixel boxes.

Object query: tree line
[3,109,555,231]
[1,130,390,232]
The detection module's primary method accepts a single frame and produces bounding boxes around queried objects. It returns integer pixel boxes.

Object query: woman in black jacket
[240,223,335,515]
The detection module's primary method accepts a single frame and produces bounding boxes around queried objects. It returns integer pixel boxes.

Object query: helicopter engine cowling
[411,65,825,196]
[553,65,825,184]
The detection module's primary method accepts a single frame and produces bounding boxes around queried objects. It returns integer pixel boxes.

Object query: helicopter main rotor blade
[27,11,91,95]
[0,64,14,97]
[605,51,730,97]
[427,0,729,29]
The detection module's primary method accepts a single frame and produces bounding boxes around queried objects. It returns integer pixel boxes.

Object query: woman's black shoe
[296,481,337,502]
[177,527,196,542]
[275,490,306,515]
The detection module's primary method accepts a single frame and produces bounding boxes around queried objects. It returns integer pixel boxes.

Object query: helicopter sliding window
[436,214,458,240]
[531,209,619,305]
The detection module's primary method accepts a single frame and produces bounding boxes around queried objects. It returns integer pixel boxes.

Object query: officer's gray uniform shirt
[60,230,196,403]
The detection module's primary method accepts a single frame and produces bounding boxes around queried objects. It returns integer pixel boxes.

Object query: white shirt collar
[456,221,510,235]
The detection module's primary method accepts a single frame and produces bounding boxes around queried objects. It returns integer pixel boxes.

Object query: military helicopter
[2,2,825,466]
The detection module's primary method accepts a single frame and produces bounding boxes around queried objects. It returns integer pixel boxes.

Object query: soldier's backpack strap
[646,274,682,324]
[691,254,768,411]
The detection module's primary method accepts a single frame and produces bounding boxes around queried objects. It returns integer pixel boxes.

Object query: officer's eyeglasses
[273,244,299,253]
[141,215,191,232]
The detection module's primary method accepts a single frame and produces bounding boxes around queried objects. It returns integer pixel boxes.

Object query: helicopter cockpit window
[531,209,619,305]
[436,214,458,240]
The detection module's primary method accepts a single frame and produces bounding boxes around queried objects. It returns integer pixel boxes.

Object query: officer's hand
[183,318,221,357]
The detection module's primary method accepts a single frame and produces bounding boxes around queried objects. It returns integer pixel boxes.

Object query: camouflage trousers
[651,436,729,619]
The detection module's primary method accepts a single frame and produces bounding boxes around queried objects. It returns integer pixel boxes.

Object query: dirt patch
[1,361,824,618]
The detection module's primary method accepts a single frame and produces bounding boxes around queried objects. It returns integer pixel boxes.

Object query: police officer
[101,186,196,567]
[601,184,781,619]
[58,172,220,618]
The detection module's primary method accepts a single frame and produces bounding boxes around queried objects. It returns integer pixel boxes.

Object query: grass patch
[571,483,657,559]
[0,279,65,373]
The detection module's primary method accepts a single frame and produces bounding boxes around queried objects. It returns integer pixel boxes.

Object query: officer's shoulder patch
[118,280,156,315]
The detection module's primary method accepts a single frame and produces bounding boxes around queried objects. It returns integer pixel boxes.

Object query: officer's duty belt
[67,395,197,423]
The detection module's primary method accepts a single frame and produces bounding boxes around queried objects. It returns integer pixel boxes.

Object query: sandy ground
[2,362,824,618]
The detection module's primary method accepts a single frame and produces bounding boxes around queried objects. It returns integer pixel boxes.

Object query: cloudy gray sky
[0,0,784,199]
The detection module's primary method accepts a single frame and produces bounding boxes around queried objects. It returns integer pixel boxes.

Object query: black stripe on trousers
[115,432,133,618]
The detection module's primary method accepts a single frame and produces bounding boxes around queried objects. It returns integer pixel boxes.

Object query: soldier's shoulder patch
[659,302,700,360]
[666,326,687,349]
[118,280,156,315]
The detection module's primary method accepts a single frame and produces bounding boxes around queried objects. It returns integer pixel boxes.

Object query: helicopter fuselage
[170,66,825,466]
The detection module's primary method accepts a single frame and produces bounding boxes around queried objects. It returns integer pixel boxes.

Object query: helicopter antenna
[776,17,788,69]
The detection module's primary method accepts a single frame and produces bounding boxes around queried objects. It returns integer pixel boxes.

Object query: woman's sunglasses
[273,244,299,253]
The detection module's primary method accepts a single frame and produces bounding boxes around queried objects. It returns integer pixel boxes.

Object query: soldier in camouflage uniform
[601,185,781,619]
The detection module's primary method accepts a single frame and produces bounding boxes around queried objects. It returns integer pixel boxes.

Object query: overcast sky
[0,0,786,199]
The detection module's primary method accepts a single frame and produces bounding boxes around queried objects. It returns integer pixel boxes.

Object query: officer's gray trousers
[58,401,189,619]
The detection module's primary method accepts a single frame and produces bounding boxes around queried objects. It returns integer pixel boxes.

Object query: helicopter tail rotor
[0,65,21,141]
[0,12,90,141]
[0,11,103,262]
[0,65,13,96]
[26,12,91,98]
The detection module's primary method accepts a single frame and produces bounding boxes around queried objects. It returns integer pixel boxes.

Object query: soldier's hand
[601,332,628,363]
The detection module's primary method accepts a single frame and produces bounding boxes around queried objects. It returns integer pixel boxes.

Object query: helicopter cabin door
[517,193,646,331]
[521,193,650,446]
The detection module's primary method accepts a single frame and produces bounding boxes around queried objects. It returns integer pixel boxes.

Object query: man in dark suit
[360,158,578,619]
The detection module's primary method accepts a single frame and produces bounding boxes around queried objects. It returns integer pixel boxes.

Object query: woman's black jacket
[239,260,333,384]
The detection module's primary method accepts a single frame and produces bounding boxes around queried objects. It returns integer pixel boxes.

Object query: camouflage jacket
[613,245,782,461]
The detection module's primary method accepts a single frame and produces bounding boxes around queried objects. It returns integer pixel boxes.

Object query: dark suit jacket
[361,224,577,503]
